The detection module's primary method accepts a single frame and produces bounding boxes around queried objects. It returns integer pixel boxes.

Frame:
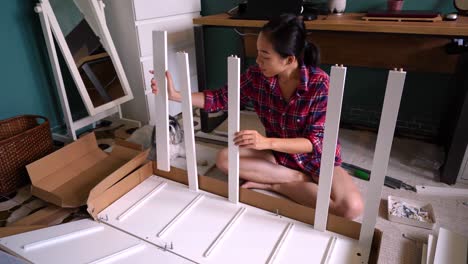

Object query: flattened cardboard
[10,205,76,227]
[26,133,149,208]
[87,162,153,219]
[0,225,47,238]
[154,164,383,264]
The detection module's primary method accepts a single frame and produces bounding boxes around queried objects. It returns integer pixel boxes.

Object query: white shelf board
[98,176,363,263]
[0,219,192,264]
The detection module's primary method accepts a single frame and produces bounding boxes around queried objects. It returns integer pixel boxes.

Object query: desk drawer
[136,13,199,58]
[133,0,200,21]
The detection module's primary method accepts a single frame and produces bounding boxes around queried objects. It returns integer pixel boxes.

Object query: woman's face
[256,32,291,78]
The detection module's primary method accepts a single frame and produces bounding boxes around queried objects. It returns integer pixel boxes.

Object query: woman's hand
[149,70,181,101]
[234,130,271,150]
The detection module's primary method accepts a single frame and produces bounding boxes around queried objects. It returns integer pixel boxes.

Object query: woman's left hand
[234,130,271,150]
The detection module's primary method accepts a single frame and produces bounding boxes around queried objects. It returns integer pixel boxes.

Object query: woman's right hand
[150,70,180,101]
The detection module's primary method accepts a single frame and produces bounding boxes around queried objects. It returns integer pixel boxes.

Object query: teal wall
[50,0,83,36]
[201,0,457,140]
[0,0,87,131]
[0,0,62,129]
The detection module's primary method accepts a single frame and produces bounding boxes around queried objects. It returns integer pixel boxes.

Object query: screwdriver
[341,162,416,191]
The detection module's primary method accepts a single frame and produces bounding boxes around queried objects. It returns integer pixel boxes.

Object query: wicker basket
[0,115,54,194]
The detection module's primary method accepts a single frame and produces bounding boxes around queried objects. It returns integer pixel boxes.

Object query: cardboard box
[26,133,149,208]
[387,195,436,229]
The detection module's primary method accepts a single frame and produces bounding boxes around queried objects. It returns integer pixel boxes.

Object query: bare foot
[241,181,273,190]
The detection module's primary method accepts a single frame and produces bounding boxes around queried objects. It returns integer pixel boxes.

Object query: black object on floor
[98,144,110,150]
[126,127,138,135]
[342,162,416,192]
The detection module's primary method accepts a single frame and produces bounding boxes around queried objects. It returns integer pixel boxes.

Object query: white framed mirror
[39,0,133,117]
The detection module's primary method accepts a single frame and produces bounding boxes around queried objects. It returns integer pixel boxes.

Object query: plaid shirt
[203,64,342,177]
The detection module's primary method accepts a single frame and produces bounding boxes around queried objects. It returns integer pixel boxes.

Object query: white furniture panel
[141,58,198,118]
[314,66,347,231]
[227,56,240,204]
[104,0,200,123]
[434,228,468,264]
[136,13,199,57]
[0,219,192,264]
[98,176,364,264]
[133,0,201,21]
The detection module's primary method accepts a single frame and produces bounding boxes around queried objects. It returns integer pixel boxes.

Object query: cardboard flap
[11,205,76,227]
[87,149,149,202]
[109,145,142,160]
[51,154,132,208]
[30,186,63,208]
[26,133,99,184]
[114,139,144,151]
[87,162,152,219]
[35,148,107,192]
[27,132,146,208]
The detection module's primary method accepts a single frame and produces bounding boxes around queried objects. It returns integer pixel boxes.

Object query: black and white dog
[146,115,185,161]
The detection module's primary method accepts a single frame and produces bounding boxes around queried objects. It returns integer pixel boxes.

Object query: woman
[151,15,363,220]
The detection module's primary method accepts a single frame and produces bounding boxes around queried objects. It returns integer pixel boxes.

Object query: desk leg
[194,26,227,133]
[441,52,468,184]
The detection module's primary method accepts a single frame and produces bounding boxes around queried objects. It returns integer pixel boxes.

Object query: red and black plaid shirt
[203,64,342,177]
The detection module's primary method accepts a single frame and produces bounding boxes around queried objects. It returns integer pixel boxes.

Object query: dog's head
[169,115,184,145]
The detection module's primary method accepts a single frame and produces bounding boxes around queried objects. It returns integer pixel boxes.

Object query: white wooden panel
[153,31,170,171]
[266,223,294,264]
[98,176,363,264]
[415,185,468,199]
[459,146,468,182]
[434,228,468,264]
[206,207,288,263]
[141,55,198,119]
[133,0,201,21]
[422,243,428,264]
[427,234,437,264]
[227,56,241,204]
[136,13,199,57]
[160,197,246,262]
[35,3,75,139]
[157,194,204,238]
[176,52,198,191]
[322,236,338,264]
[314,65,347,232]
[359,70,406,261]
[0,219,192,264]
[117,182,167,222]
[41,0,94,115]
[99,177,199,247]
[203,207,246,257]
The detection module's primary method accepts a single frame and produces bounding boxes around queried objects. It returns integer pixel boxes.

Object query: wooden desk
[192,13,468,184]
[195,13,468,73]
[194,13,468,36]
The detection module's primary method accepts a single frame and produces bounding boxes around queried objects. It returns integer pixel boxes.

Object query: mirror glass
[48,0,131,111]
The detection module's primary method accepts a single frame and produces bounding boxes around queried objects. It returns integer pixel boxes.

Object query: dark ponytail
[304,41,320,67]
[261,14,320,67]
